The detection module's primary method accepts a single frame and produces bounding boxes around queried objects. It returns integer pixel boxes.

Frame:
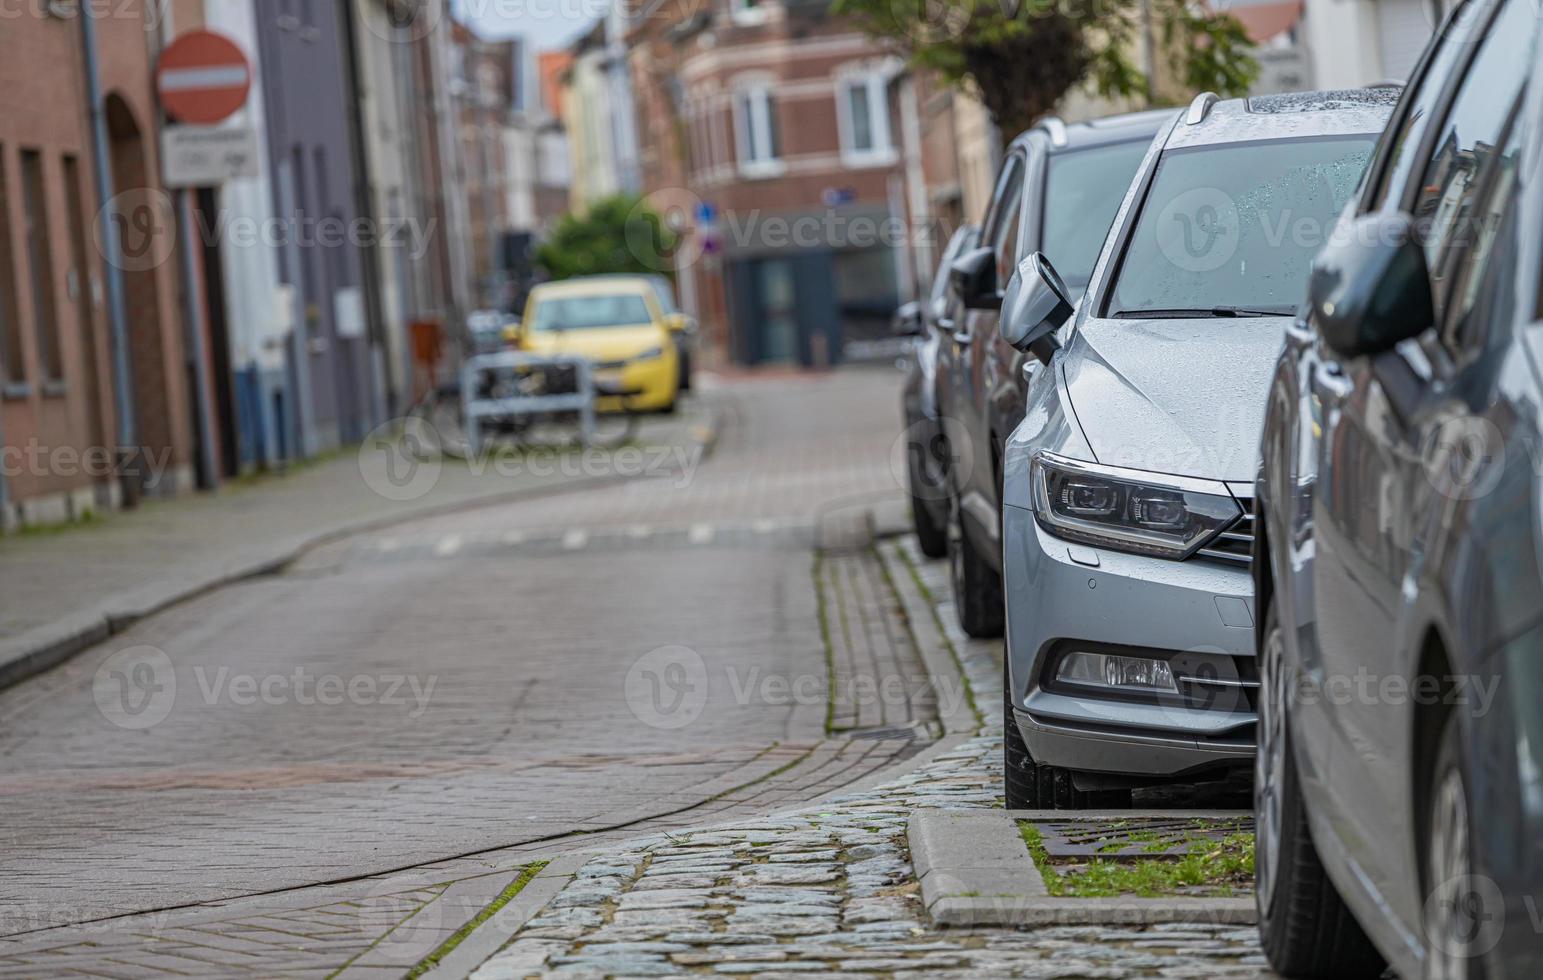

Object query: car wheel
[1004,683,1130,810]
[948,497,1003,638]
[1256,602,1385,978]
[906,439,948,558]
[1422,714,1492,980]
[678,348,692,392]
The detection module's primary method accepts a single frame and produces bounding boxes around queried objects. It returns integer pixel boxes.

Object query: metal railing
[460,351,595,456]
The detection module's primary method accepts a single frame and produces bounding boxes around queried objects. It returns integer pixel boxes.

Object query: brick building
[629,0,916,366]
[0,3,195,528]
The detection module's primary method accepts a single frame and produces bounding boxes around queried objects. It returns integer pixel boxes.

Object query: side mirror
[664,312,697,334]
[1309,212,1433,359]
[891,301,924,336]
[1000,252,1074,364]
[949,246,1001,311]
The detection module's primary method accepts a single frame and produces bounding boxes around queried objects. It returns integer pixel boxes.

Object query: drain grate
[1033,816,1253,860]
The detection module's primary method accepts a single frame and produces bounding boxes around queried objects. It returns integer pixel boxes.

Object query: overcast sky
[452,0,603,52]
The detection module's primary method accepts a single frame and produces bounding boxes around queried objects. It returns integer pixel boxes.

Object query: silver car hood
[1060,316,1289,483]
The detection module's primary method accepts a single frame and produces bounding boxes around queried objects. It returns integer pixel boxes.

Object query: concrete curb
[0,408,723,693]
[910,809,1257,928]
[873,538,980,737]
[422,852,589,980]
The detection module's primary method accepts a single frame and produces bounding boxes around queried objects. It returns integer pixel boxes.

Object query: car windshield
[1107,136,1375,317]
[1042,139,1150,290]
[530,293,653,331]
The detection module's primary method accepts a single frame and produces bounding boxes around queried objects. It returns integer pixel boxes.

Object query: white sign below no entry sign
[161,125,260,187]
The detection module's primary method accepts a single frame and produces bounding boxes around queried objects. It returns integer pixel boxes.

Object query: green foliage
[536,194,680,280]
[1020,821,1256,898]
[833,0,1259,136]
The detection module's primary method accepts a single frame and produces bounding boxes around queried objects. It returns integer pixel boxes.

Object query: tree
[833,0,1259,137]
[536,194,680,281]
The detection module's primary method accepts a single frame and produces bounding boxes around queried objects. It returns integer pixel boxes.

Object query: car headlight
[635,346,665,361]
[1030,452,1242,559]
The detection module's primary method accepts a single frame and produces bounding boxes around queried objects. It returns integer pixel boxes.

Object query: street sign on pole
[156,30,252,126]
[161,125,260,187]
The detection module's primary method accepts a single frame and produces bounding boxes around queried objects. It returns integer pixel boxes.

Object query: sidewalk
[0,403,720,690]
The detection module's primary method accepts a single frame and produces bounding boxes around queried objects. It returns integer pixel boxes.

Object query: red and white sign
[156,31,251,126]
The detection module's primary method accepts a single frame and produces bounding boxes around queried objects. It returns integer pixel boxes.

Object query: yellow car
[516,277,685,413]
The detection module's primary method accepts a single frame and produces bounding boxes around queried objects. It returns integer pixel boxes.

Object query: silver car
[996,89,1396,808]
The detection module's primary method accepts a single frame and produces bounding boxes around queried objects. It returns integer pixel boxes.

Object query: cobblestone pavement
[467,542,1270,979]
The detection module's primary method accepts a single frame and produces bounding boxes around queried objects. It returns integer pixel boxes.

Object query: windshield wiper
[1111,306,1290,319]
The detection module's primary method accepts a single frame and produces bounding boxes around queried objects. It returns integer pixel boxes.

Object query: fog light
[1057,652,1177,693]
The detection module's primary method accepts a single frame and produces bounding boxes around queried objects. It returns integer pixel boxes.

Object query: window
[0,148,23,385]
[1107,136,1375,317]
[838,73,895,166]
[1041,140,1149,291]
[1408,0,1537,321]
[20,150,61,383]
[734,85,782,177]
[981,154,1025,288]
[1438,103,1523,349]
[529,293,654,331]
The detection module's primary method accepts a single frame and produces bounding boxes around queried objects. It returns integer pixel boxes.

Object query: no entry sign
[156,31,252,126]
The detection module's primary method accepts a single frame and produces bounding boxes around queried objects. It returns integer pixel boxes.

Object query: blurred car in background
[939,109,1170,636]
[518,276,681,413]
[1253,2,1543,976]
[993,88,1395,808]
[899,224,980,557]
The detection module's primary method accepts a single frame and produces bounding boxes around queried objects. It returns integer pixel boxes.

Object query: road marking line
[562,529,589,550]
[502,530,526,545]
[377,538,400,552]
[753,520,777,534]
[627,524,652,539]
[689,523,714,545]
[434,535,464,557]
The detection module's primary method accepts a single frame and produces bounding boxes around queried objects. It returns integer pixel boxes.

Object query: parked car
[985,89,1396,808]
[938,109,1171,636]
[587,273,698,391]
[518,276,682,413]
[1254,3,1542,976]
[900,224,980,557]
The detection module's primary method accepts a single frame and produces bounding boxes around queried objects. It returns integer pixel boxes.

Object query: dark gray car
[900,224,979,557]
[1254,1,1543,976]
[939,109,1170,637]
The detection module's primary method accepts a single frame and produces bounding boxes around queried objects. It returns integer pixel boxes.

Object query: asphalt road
[0,367,909,935]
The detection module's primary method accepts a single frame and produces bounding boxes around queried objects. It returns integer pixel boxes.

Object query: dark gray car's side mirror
[1000,252,1074,365]
[949,246,1001,311]
[1309,212,1433,359]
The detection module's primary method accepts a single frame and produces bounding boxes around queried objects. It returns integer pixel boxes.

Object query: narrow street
[0,370,926,944]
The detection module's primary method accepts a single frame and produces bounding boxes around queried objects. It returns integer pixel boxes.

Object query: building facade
[629,0,915,366]
[0,1,197,528]
[252,0,382,454]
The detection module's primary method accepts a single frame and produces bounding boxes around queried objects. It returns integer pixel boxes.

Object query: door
[952,150,1025,550]
[1310,1,1533,927]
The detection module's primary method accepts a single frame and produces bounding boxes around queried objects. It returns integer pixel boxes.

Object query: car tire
[1256,603,1385,979]
[949,498,1003,638]
[907,443,948,559]
[678,348,692,392]
[1421,712,1490,980]
[1004,684,1131,810]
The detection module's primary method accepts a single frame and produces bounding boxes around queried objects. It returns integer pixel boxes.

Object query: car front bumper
[1003,503,1257,778]
[594,352,678,412]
